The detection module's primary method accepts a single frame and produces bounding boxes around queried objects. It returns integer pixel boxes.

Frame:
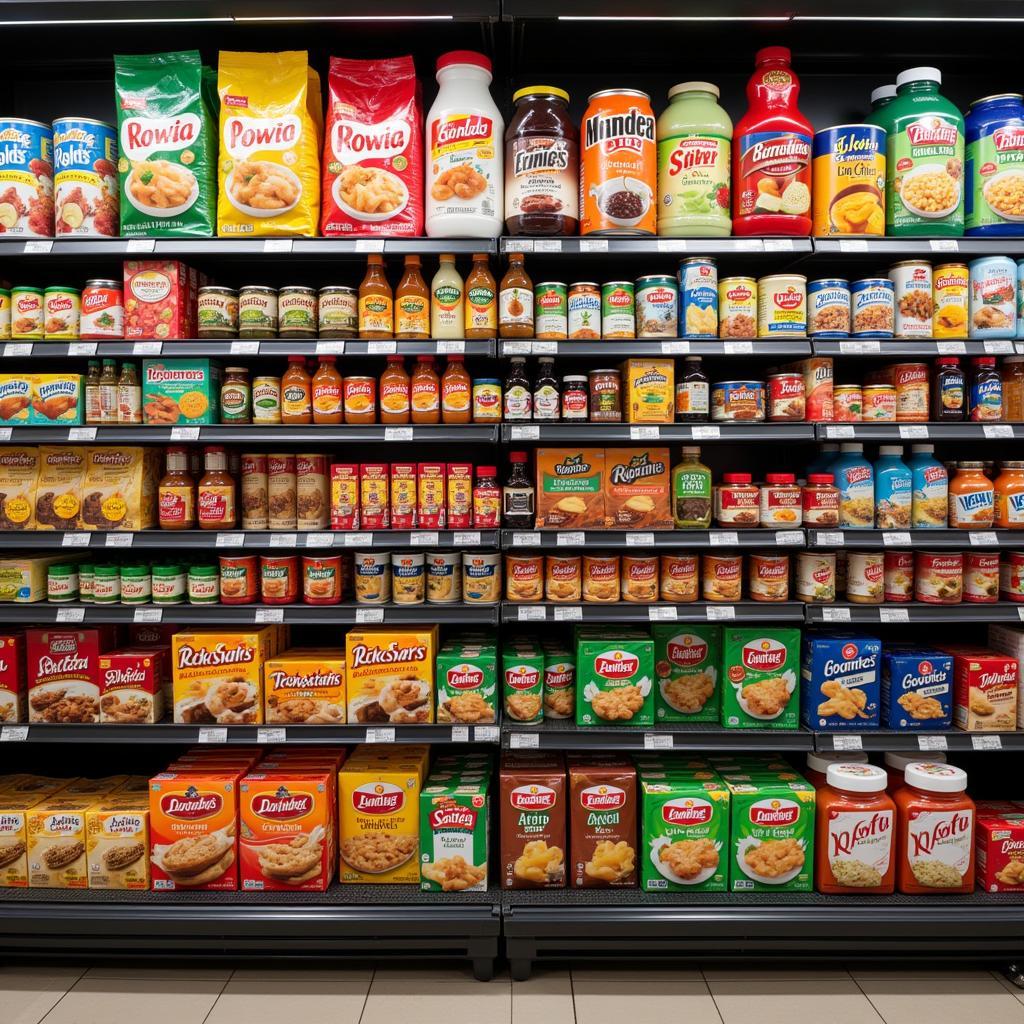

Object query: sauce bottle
[533,357,560,420]
[948,460,994,528]
[465,253,497,339]
[411,355,440,424]
[441,354,472,424]
[311,355,343,424]
[675,355,709,421]
[431,253,464,339]
[499,252,534,338]
[158,445,196,531]
[98,358,118,425]
[502,451,535,528]
[281,355,312,424]
[197,445,236,530]
[84,360,102,425]
[672,446,712,528]
[117,361,142,424]
[473,465,500,527]
[931,356,965,420]
[380,355,411,425]
[358,254,394,339]
[995,460,1024,529]
[503,356,532,421]
[395,255,430,340]
[732,47,813,236]
[969,356,1003,420]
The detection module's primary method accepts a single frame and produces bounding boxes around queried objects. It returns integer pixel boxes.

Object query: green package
[720,628,800,729]
[142,359,221,424]
[652,624,720,723]
[419,768,490,893]
[575,630,654,727]
[115,51,218,237]
[502,644,544,724]
[435,639,497,725]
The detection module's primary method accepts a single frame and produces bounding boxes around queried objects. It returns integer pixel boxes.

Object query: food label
[54,118,119,237]
[651,624,720,723]
[506,134,578,224]
[657,133,730,232]
[907,808,973,886]
[888,112,964,233]
[827,809,893,884]
[721,628,800,729]
[428,112,500,223]
[967,120,1024,230]
[500,286,533,328]
[576,636,654,727]
[736,130,812,219]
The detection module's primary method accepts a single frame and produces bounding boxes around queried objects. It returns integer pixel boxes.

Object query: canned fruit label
[757,275,807,337]
[0,118,54,237]
[680,261,717,338]
[933,264,969,338]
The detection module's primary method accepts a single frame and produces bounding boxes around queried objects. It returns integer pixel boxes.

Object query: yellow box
[345,627,438,726]
[620,359,674,424]
[27,797,94,888]
[0,793,45,888]
[59,776,128,799]
[0,553,83,603]
[338,760,424,884]
[0,446,39,531]
[171,628,276,725]
[34,446,86,529]
[264,648,346,724]
[86,795,150,890]
[81,447,160,531]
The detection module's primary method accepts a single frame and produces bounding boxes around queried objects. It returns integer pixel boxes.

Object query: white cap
[905,761,967,793]
[897,67,941,88]
[826,763,888,792]
[879,445,903,456]
[911,444,935,454]
[821,443,839,451]
[807,750,868,774]
[871,84,897,103]
[885,751,947,772]
[839,443,864,453]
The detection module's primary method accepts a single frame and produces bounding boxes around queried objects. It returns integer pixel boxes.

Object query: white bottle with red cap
[425,50,504,238]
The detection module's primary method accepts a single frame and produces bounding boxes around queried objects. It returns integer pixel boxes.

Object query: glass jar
[238,286,278,338]
[220,367,251,423]
[119,565,152,605]
[152,564,186,605]
[278,285,317,338]
[197,285,239,339]
[188,564,220,605]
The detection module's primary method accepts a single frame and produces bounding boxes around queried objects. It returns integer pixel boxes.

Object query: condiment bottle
[499,252,534,338]
[994,460,1024,529]
[672,446,712,528]
[84,360,102,425]
[311,355,343,424]
[359,254,394,339]
[465,253,497,339]
[117,361,142,424]
[948,460,994,528]
[473,465,500,527]
[502,451,535,529]
[411,355,440,425]
[503,356,532,421]
[158,445,196,531]
[969,356,1003,420]
[561,375,588,420]
[197,445,236,530]
[98,358,118,425]
[533,357,560,419]
[395,254,430,340]
[281,355,312,425]
[221,366,251,424]
[380,355,411,425]
[675,355,709,421]
[1002,355,1024,421]
[441,354,472,424]
[431,253,464,339]
[906,444,948,528]
[931,356,965,420]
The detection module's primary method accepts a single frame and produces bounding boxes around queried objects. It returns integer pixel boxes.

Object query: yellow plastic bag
[216,50,321,237]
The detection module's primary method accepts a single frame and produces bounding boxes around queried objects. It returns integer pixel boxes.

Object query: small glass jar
[278,285,318,338]
[715,472,760,527]
[471,379,502,422]
[561,375,589,420]
[119,564,152,605]
[238,285,278,339]
[802,473,840,527]
[221,366,252,423]
[318,286,358,338]
[188,564,220,605]
[47,564,79,603]
[92,564,121,604]
[152,564,186,605]
[252,376,282,424]
[197,285,239,339]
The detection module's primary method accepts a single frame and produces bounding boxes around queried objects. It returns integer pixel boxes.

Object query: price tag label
[983,424,1014,439]
[518,605,547,621]
[68,427,97,441]
[531,341,558,355]
[502,341,531,355]
[710,532,739,547]
[435,340,464,354]
[899,425,929,440]
[56,607,85,623]
[257,728,287,744]
[198,727,227,744]
[657,239,688,252]
[648,606,678,621]
[661,341,690,355]
[0,726,28,742]
[936,341,966,355]
[579,238,608,253]
[630,426,660,440]
[930,239,959,252]
[734,239,764,251]
[509,732,539,749]
[882,532,911,547]
[505,239,533,252]
[644,733,674,749]
[61,532,90,548]
[1018,606,1024,622]
[723,341,754,355]
[512,532,541,547]
[822,606,852,622]
[170,427,200,441]
[775,530,803,546]
[368,340,396,355]
[833,734,863,751]
[816,531,845,547]
[365,727,395,743]
[126,238,156,253]
[706,605,735,620]
[216,533,245,548]
[839,340,881,355]
[229,340,260,355]
[879,607,910,623]
[132,341,162,355]
[557,531,585,547]
[264,238,293,253]
[133,607,162,623]
[255,608,284,624]
[384,427,413,441]
[838,239,868,252]
[626,532,654,547]
[269,533,296,548]
[344,532,373,547]
[509,425,540,441]
[450,726,470,743]
[354,239,385,253]
[3,343,32,357]
[68,342,98,356]
[105,533,133,548]
[763,238,795,252]
[23,239,53,253]
[969,532,998,547]
[973,735,1003,751]
[410,531,438,546]
[691,425,720,440]
[454,532,481,546]
[984,339,1014,355]
[304,533,334,548]
[553,605,582,622]
[0,428,11,442]
[826,425,855,439]
[918,734,948,751]
[356,608,384,623]
[315,340,346,355]
[474,726,500,743]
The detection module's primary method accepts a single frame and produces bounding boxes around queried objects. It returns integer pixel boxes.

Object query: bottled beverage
[502,451,535,528]
[358,254,394,339]
[906,444,948,528]
[117,361,142,424]
[441,355,472,424]
[464,253,497,339]
[197,445,237,530]
[380,355,411,425]
[431,254,464,339]
[281,355,312,425]
[411,355,440,424]
[969,356,1003,420]
[675,355,709,421]
[395,254,430,340]
[98,359,118,425]
[866,84,898,130]
[503,356,532,420]
[533,357,560,420]
[499,252,534,338]
[931,356,965,420]
[831,443,875,528]
[84,360,102,425]
[311,355,343,425]
[473,465,501,527]
[873,445,912,530]
[672,446,712,529]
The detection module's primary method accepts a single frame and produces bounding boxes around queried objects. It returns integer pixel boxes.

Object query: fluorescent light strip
[796,14,1024,20]
[0,15,232,23]
[559,14,790,19]
[237,13,452,19]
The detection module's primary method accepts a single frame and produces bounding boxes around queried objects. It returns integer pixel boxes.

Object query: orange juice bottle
[994,460,1024,529]
[395,255,430,340]
[359,254,394,339]
[281,355,312,425]
[380,355,411,425]
[312,355,343,424]
[411,355,440,425]
[441,354,472,424]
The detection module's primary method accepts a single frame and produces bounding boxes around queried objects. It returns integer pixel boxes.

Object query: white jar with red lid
[759,472,801,528]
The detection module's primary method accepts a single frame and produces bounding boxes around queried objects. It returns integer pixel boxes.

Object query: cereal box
[620,359,674,424]
[976,810,1024,892]
[575,630,654,727]
[800,633,881,731]
[86,795,150,890]
[420,768,490,892]
[941,644,1018,731]
[264,648,346,724]
[330,464,359,530]
[436,639,497,725]
[568,756,637,888]
[721,628,800,730]
[880,647,953,729]
[502,642,544,724]
[604,447,672,530]
[639,766,729,892]
[27,797,93,888]
[142,359,221,425]
[499,751,566,889]
[0,632,24,724]
[986,625,1024,728]
[240,769,336,891]
[0,793,45,888]
[81,446,160,531]
[345,626,437,725]
[124,259,199,340]
[726,773,815,892]
[26,627,117,724]
[34,446,85,529]
[652,625,720,723]
[150,770,240,890]
[172,627,276,725]
[98,648,164,724]
[535,448,605,529]
[0,446,39,531]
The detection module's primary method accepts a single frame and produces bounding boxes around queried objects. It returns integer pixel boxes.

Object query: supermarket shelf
[500,237,812,256]
[504,423,816,443]
[0,603,498,625]
[0,425,500,444]
[0,238,498,257]
[804,602,1024,624]
[499,340,811,358]
[812,339,1016,357]
[0,529,497,551]
[5,340,496,359]
[813,237,1024,257]
[817,423,1022,442]
[502,720,813,752]
[807,528,1020,550]
[501,601,805,624]
[503,529,806,551]
[813,729,1023,754]
[502,889,1024,980]
[0,886,500,980]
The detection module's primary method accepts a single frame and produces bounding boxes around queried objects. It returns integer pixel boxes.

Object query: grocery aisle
[6,963,1024,1024]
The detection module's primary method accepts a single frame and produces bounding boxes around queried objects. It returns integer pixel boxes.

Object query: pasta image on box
[419,767,490,893]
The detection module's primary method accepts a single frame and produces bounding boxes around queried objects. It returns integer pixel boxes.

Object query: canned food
[260,554,299,604]
[462,551,501,604]
[426,550,461,604]
[534,282,568,339]
[10,286,43,339]
[79,280,123,340]
[964,551,999,603]
[588,369,622,422]
[0,118,53,237]
[969,255,1017,339]
[582,554,619,603]
[850,278,894,337]
[862,384,897,421]
[711,380,764,421]
[890,261,934,338]
[703,552,742,602]
[197,286,239,339]
[1000,551,1024,602]
[279,285,317,338]
[53,117,117,237]
[718,276,757,339]
[219,555,258,605]
[796,552,836,603]
[659,553,698,602]
[933,263,970,339]
[757,274,807,337]
[568,282,601,339]
[799,356,834,423]
[318,286,357,338]
[472,379,502,422]
[239,285,278,338]
[506,554,544,602]
[0,291,10,341]
[767,373,805,421]
[621,554,658,603]
[635,275,677,338]
[679,258,718,338]
[152,565,186,605]
[601,281,635,338]
[302,555,342,604]
[252,376,282,424]
[546,554,582,603]
[915,550,963,604]
[749,552,790,602]
[391,552,426,605]
[43,286,79,340]
[188,565,219,605]
[267,453,297,531]
[884,550,914,603]
[811,124,886,237]
[240,453,268,531]
[846,551,884,604]
[354,551,391,604]
[891,362,929,422]
[807,279,850,337]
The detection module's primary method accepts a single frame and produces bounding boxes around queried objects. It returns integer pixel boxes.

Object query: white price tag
[230,340,260,355]
[255,608,284,623]
[983,424,1014,439]
[579,238,608,253]
[691,425,720,440]
[648,606,678,621]
[930,239,958,252]
[899,425,929,440]
[644,733,674,749]
[133,607,162,623]
[170,427,200,441]
[706,605,735,620]
[657,239,687,252]
[68,342,97,356]
[61,532,90,548]
[969,532,998,547]
[509,425,540,440]
[822,607,852,622]
[198,727,227,744]
[626,532,654,547]
[506,239,534,252]
[502,341,531,355]
[0,726,28,742]
[454,532,481,546]
[936,341,966,355]
[368,340,396,355]
[304,533,334,548]
[269,533,296,548]
[833,734,863,751]
[257,728,287,743]
[972,734,1003,751]
[344,532,373,547]
[510,732,539,749]
[23,239,52,253]
[263,238,293,253]
[132,341,162,355]
[315,340,346,354]
[553,605,582,622]
[68,427,97,441]
[879,607,910,623]
[365,727,395,743]
[450,725,470,743]
[518,605,547,621]
[410,532,438,546]
[630,426,660,440]
[984,339,1014,354]
[763,238,795,252]
[474,726,500,743]
[724,341,754,355]
[709,531,739,547]
[838,239,868,252]
[734,239,764,251]
[356,608,384,623]
[531,340,558,355]
[3,343,32,357]
[384,427,413,441]
[882,532,911,547]
[126,238,156,253]
[537,239,563,253]
[775,530,803,546]
[354,239,385,253]
[105,532,133,548]
[1018,607,1024,622]
[0,428,10,442]
[826,425,855,439]
[435,340,464,354]
[216,533,245,548]
[512,532,541,547]
[816,531,845,547]
[918,734,948,751]
[840,340,880,354]
[56,607,85,623]
[557,531,585,547]
[661,341,690,354]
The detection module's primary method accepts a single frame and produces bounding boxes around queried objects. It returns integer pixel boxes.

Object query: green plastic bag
[114,50,217,237]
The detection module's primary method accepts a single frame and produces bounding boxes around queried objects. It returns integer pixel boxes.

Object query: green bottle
[865,84,897,131]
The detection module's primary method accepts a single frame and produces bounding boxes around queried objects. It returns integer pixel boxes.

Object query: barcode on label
[68,427,97,441]
[706,606,735,620]
[170,427,200,441]
[410,532,438,546]
[384,427,413,441]
[531,341,558,354]
[106,533,133,548]
[356,608,384,623]
[816,532,845,547]
[626,533,654,547]
[822,607,852,622]
[255,608,284,623]
[833,734,863,751]
[983,424,1014,439]
[984,340,1014,354]
[775,530,803,546]
[56,607,85,622]
[502,341,531,355]
[216,533,245,548]
[840,340,880,354]
[230,340,260,355]
[474,726,499,743]
[899,425,929,439]
[723,341,753,355]
[579,239,608,253]
[304,533,334,548]
[132,341,161,355]
[648,606,677,621]
[61,532,90,548]
[3,343,32,357]
[879,608,910,623]
[345,533,373,546]
[661,341,689,354]
[936,341,966,355]
[450,726,470,743]
[269,534,297,548]
[510,425,540,440]
[68,342,97,356]
[454,532,481,546]
[315,340,345,354]
[630,426,659,440]
[512,532,541,547]
[368,340,396,354]
[435,340,464,354]
[24,239,52,253]
[930,239,958,252]
[826,425,855,439]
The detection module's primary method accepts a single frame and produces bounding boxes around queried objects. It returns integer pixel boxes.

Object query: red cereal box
[447,463,472,529]
[359,463,389,530]
[25,627,118,724]
[418,462,446,530]
[331,464,359,530]
[98,648,164,724]
[977,811,1024,892]
[0,631,24,724]
[391,463,418,530]
[941,644,1018,732]
[123,260,199,340]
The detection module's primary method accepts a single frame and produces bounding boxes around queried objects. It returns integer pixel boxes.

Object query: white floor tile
[39,977,224,1024]
[573,980,722,1024]
[205,980,367,1024]
[572,965,703,982]
[711,979,883,1024]
[855,974,1024,1024]
[1,969,84,1024]
[512,969,574,1024]
[359,984,511,1024]
[230,965,373,983]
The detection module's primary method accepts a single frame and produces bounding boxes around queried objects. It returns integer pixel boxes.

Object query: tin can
[391,552,426,605]
[79,280,123,340]
[862,383,897,421]
[0,118,54,237]
[702,552,742,602]
[915,550,963,604]
[679,258,718,338]
[1000,551,1024,602]
[567,282,601,339]
[260,554,298,604]
[239,285,278,338]
[279,285,317,338]
[197,286,239,339]
[318,286,357,338]
[850,278,894,337]
[811,124,886,237]
[582,554,620,603]
[472,379,502,422]
[846,551,884,604]
[796,552,836,603]
[601,281,635,338]
[969,256,1017,339]
[890,261,934,338]
[10,286,43,339]
[43,286,80,339]
[267,453,297,530]
[807,279,850,337]
[152,564,186,605]
[426,551,461,605]
[933,263,970,338]
[240,452,268,531]
[767,372,805,421]
[0,290,9,341]
[545,554,582,603]
[252,376,281,424]
[1018,260,1024,340]
[621,554,658,603]
[711,380,764,421]
[749,552,790,602]
[462,551,501,604]
[833,385,863,421]
[302,555,342,605]
[659,553,698,603]
[964,551,999,603]
[47,564,78,603]
[757,274,807,337]
[354,551,391,604]
[219,555,257,604]
[890,362,929,422]
[533,282,568,339]
[506,554,544,603]
[884,550,914,603]
[588,369,622,422]
[187,565,219,605]
[635,275,677,338]
[53,117,118,237]
[718,276,757,339]
[119,565,151,605]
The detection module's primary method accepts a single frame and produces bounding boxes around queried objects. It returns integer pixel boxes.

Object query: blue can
[678,257,718,339]
[966,92,1024,236]
[968,255,1016,339]
[850,277,894,338]
[807,278,850,337]
[52,117,119,237]
[0,118,53,237]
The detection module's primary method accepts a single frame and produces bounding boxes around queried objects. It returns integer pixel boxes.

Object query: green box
[419,770,490,892]
[142,358,221,425]
[543,648,575,720]
[720,628,801,729]
[575,632,654,727]
[436,639,497,725]
[502,646,545,724]
[652,624,721,723]
[640,768,730,892]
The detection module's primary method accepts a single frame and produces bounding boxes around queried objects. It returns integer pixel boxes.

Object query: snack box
[59,775,128,798]
[0,792,46,887]
[880,647,953,730]
[499,750,566,890]
[81,446,160,531]
[34,446,86,529]
[0,374,83,425]
[604,447,672,530]
[345,627,437,726]
[86,795,150,890]
[987,625,1024,728]
[124,260,200,340]
[0,554,83,603]
[436,640,497,726]
[940,644,1018,732]
[0,631,24,723]
[26,627,118,723]
[27,796,94,888]
[98,648,164,724]
[568,755,637,889]
[620,359,674,423]
[976,810,1024,893]
[575,629,654,727]
[419,769,491,892]
[264,648,346,725]
[534,448,605,530]
[142,359,221,425]
[720,628,800,730]
[800,633,881,731]
[652,625,720,724]
[0,446,39,532]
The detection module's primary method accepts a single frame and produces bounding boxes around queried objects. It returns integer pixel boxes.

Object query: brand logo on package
[662,797,713,825]
[749,797,800,827]
[594,651,640,679]
[121,114,201,160]
[741,638,786,673]
[510,784,556,811]
[580,785,625,811]
[161,787,223,820]
[352,782,403,814]
[252,786,313,820]
[224,115,300,159]
[332,118,408,163]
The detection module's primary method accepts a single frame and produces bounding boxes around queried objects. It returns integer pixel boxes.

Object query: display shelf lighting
[1,13,452,25]
[557,15,790,20]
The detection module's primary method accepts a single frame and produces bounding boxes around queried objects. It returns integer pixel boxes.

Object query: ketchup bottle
[732,46,813,237]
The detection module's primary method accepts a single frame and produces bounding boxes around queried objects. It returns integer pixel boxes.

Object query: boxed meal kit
[499,750,566,890]
[85,794,150,890]
[26,627,118,724]
[27,796,95,888]
[620,359,674,423]
[987,625,1024,728]
[345,626,437,725]
[575,628,654,727]
[800,633,881,731]
[0,374,83,425]
[97,648,164,724]
[535,448,605,530]
[568,755,637,888]
[976,808,1024,893]
[81,447,160,531]
[124,260,200,339]
[502,641,544,725]
[264,648,346,725]
[941,644,1018,731]
[419,764,491,892]
[542,644,576,720]
[721,628,800,730]
[435,637,497,725]
[0,792,45,887]
[34,446,86,529]
[142,359,221,425]
[880,647,953,730]
[0,446,39,531]
[604,448,672,529]
[652,625,720,723]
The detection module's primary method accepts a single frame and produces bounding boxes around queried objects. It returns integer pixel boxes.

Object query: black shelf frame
[500,601,806,623]
[804,602,1024,624]
[4,340,496,359]
[503,423,816,443]
[812,339,1017,357]
[0,425,500,444]
[503,528,806,550]
[498,339,812,357]
[0,238,499,257]
[817,423,1022,441]
[806,528,1021,550]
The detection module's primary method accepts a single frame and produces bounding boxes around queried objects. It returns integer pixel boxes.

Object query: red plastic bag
[320,56,423,237]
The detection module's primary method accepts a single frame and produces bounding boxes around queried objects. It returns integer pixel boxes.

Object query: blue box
[880,647,953,730]
[800,633,881,730]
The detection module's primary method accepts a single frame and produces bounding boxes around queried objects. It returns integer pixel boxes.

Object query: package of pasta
[216,50,321,238]
[320,56,423,237]
[115,51,218,238]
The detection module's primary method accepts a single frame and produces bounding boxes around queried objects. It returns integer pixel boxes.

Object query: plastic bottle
[906,444,949,528]
[806,443,840,477]
[465,253,497,339]
[499,253,534,338]
[431,254,464,339]
[866,84,898,130]
[441,355,472,425]
[395,255,430,340]
[411,356,440,425]
[966,93,1024,236]
[281,356,312,425]
[672,446,712,529]
[98,358,118,425]
[994,460,1024,529]
[311,356,343,425]
[380,355,411,425]
[874,445,913,530]
[359,255,394,339]
[84,360,102,425]
[830,443,875,528]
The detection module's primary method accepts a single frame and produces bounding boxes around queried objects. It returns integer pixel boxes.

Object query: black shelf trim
[500,601,805,624]
[504,423,816,443]
[499,340,811,358]
[0,425,500,444]
[4,340,496,359]
[502,529,805,551]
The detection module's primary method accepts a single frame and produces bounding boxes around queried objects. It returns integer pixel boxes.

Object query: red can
[1001,551,1024,602]
[767,372,805,421]
[964,551,999,603]
[883,550,914,603]
[260,555,299,604]
[914,550,963,604]
[302,555,343,605]
[749,552,790,601]
[79,279,124,340]
[219,555,258,605]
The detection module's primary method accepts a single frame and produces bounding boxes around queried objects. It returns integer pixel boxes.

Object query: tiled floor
[5,963,1024,1024]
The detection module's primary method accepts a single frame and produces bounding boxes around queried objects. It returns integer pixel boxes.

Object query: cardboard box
[0,792,45,887]
[721,628,801,729]
[81,447,159,531]
[502,642,544,724]
[345,627,437,725]
[977,811,1024,893]
[0,446,39,531]
[34,446,86,529]
[420,767,490,892]
[575,630,655,727]
[98,649,164,724]
[620,359,674,423]
[942,645,1018,731]
[0,632,24,724]
[27,797,93,888]
[535,448,605,529]
[543,647,576,720]
[86,795,150,890]
[0,374,83,425]
[264,649,346,724]
[987,625,1024,728]
[652,625,720,723]
[880,647,953,729]
[604,447,672,530]
[142,359,221,425]
[26,628,117,723]
[800,634,881,731]
[568,755,637,888]
[124,260,199,340]
[499,751,566,889]
[436,639,497,725]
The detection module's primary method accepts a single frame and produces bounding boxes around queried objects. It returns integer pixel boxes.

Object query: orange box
[604,447,672,530]
[264,648,346,724]
[360,463,389,529]
[535,449,605,529]
[86,795,150,890]
[418,463,446,530]
[240,769,336,891]
[390,463,417,530]
[330,464,360,530]
[0,792,45,887]
[620,359,674,424]
[345,627,437,725]
[27,797,93,888]
[149,770,240,891]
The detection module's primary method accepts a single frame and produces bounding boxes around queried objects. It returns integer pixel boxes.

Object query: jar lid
[885,750,946,771]
[225,366,249,374]
[44,285,80,294]
[120,565,150,578]
[826,763,888,792]
[189,565,218,577]
[871,84,897,103]
[93,564,119,575]
[839,443,864,452]
[474,378,501,385]
[878,445,904,456]
[897,66,941,87]
[48,564,76,575]
[807,473,835,484]
[153,564,184,575]
[513,85,570,103]
[905,761,967,793]
[668,81,720,100]
[765,472,795,484]
[806,750,867,774]
[722,472,752,484]
[562,375,588,384]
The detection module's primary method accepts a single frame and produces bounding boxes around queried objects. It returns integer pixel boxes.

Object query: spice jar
[802,474,840,527]
[759,472,802,528]
[197,285,238,339]
[152,564,186,605]
[47,564,78,603]
[561,375,588,420]
[93,564,120,604]
[588,369,621,422]
[715,473,759,527]
[221,366,251,423]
